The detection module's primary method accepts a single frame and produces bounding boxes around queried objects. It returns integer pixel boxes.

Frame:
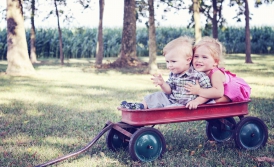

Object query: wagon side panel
[121,101,249,126]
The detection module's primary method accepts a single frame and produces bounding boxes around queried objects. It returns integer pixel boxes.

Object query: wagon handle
[35,121,114,167]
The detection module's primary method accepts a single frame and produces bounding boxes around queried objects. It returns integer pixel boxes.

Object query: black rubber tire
[206,117,236,142]
[129,127,166,162]
[106,124,137,151]
[234,116,268,150]
[106,128,129,151]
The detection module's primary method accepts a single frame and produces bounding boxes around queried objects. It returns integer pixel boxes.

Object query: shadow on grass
[0,99,130,166]
[0,74,157,166]
[0,74,136,166]
[1,92,274,166]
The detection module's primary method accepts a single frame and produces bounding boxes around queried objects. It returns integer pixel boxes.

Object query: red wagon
[106,100,268,162]
[36,100,268,166]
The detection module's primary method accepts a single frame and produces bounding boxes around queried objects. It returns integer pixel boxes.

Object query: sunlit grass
[0,54,274,166]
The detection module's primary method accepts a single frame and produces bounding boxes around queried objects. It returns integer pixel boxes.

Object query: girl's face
[165,48,191,75]
[192,45,217,75]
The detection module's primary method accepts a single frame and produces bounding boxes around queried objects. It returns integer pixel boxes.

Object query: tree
[30,0,38,63]
[212,0,218,38]
[157,1,203,42]
[145,0,158,74]
[193,0,201,42]
[43,0,74,65]
[54,0,64,65]
[20,0,39,63]
[246,0,273,63]
[6,0,35,76]
[200,0,226,39]
[135,0,158,73]
[76,0,105,66]
[95,0,105,66]
[244,0,252,63]
[159,0,201,42]
[229,0,252,63]
[112,0,137,67]
[212,0,219,39]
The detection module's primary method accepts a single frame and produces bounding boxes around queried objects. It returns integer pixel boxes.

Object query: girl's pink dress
[209,68,251,102]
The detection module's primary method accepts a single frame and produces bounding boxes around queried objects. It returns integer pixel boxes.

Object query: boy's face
[165,48,191,75]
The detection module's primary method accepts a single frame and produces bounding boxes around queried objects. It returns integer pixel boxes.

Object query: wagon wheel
[129,127,166,162]
[206,117,236,142]
[234,117,268,150]
[106,123,137,151]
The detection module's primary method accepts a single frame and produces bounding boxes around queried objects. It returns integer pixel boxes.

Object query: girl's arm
[185,70,225,99]
[186,96,210,109]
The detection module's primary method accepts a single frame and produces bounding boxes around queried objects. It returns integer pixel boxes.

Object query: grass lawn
[0,54,274,167]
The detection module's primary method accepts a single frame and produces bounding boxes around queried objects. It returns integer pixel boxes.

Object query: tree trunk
[6,0,35,76]
[30,0,37,63]
[145,0,158,74]
[54,0,64,65]
[244,0,252,63]
[193,0,201,43]
[95,0,105,66]
[113,0,137,67]
[212,0,218,39]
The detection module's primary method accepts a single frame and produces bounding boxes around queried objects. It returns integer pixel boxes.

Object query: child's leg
[144,92,171,109]
[120,92,168,110]
[141,100,148,109]
[215,95,232,103]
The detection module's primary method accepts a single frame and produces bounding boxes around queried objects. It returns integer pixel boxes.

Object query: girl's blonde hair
[163,36,194,59]
[193,36,226,67]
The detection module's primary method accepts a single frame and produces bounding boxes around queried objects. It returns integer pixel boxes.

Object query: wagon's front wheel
[206,117,236,142]
[234,117,268,150]
[129,127,166,162]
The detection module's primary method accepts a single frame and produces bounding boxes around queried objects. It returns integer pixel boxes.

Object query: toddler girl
[185,36,251,103]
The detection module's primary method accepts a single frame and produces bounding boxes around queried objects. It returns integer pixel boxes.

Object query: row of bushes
[0,26,273,60]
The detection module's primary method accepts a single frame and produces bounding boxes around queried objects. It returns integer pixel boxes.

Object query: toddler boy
[121,36,212,110]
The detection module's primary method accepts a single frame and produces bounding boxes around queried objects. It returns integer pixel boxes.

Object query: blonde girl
[185,36,251,103]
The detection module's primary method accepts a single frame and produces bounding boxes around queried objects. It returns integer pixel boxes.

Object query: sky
[0,0,273,29]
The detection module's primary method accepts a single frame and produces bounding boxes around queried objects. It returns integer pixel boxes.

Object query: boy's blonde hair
[163,36,194,59]
[193,36,226,66]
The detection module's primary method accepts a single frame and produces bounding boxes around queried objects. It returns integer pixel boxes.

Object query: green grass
[0,54,274,167]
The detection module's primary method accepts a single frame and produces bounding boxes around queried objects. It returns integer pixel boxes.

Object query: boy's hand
[186,100,199,110]
[184,80,201,95]
[151,74,165,87]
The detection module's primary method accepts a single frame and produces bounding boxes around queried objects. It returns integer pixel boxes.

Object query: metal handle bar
[36,122,114,167]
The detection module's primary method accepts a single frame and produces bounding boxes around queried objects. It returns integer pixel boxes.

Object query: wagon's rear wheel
[206,117,236,142]
[129,127,166,162]
[234,117,268,150]
[106,124,137,151]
